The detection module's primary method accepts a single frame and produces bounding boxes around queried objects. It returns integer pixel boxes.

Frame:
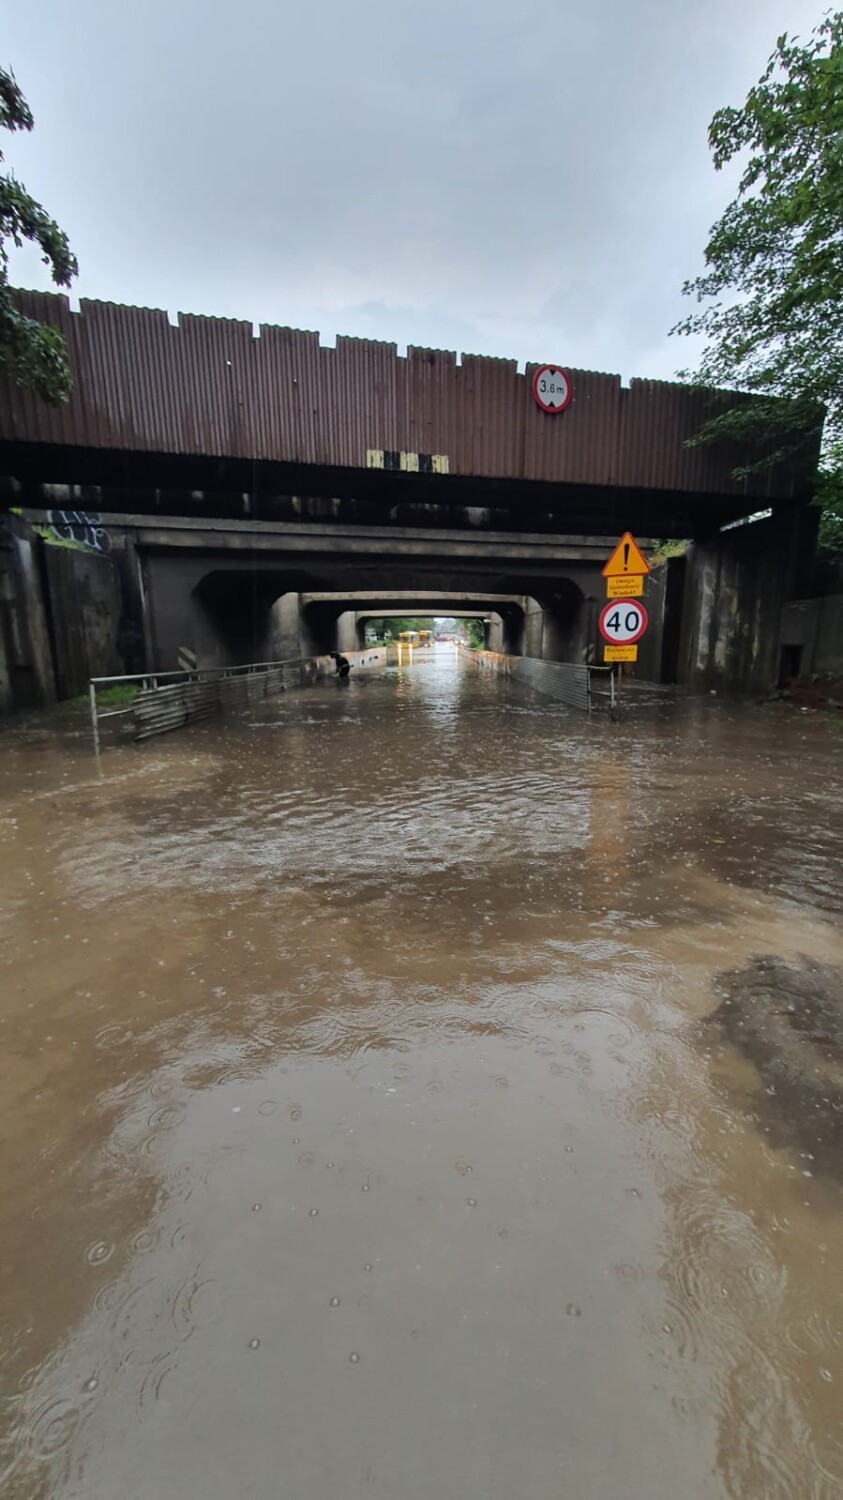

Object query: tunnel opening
[176,558,599,673]
[492,576,591,662]
[191,569,328,666]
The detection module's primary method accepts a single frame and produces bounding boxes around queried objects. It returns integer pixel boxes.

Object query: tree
[1,67,77,403]
[672,14,843,554]
[462,619,485,648]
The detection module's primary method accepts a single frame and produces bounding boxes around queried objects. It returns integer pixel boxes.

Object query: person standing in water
[329,651,351,679]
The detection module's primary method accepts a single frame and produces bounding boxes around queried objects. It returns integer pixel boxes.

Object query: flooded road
[1,646,842,1499]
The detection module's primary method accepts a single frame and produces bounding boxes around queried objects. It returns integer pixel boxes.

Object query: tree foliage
[373,617,435,640]
[673,14,843,550]
[461,618,485,648]
[815,467,843,558]
[0,66,77,403]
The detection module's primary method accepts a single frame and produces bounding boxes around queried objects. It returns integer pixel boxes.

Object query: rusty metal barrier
[88,649,387,753]
[457,644,614,714]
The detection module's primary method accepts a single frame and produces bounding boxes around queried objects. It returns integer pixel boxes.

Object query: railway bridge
[0,292,819,697]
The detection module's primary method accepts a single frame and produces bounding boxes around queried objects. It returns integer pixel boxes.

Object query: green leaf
[673,13,843,553]
[0,64,76,404]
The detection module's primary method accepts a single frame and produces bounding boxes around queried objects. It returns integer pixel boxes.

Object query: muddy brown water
[1,648,842,1499]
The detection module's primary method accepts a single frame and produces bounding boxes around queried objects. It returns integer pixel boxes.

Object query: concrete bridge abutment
[0,502,824,711]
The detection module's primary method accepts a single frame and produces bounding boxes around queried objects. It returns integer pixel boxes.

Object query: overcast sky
[5,0,826,381]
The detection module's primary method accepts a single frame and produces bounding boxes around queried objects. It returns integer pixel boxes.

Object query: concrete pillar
[144,558,228,671]
[539,592,590,663]
[336,611,360,654]
[300,601,340,656]
[112,535,151,674]
[678,508,811,693]
[524,597,544,658]
[270,594,347,659]
[269,592,307,659]
[485,613,504,651]
[500,606,525,656]
[0,520,56,710]
[540,607,563,661]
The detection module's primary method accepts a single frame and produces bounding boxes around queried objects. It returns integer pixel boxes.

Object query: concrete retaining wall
[464,647,512,676]
[780,595,843,678]
[677,511,810,694]
[633,562,668,682]
[0,517,54,712]
[43,544,124,699]
[1,516,127,714]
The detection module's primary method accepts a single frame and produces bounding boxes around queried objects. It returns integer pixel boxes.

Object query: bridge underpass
[0,294,821,699]
[20,497,814,690]
[354,612,496,648]
[102,517,607,672]
[300,593,529,655]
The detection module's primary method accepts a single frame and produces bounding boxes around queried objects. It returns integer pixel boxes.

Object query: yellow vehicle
[396,629,434,655]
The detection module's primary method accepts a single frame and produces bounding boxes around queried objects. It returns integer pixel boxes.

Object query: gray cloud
[6,0,825,380]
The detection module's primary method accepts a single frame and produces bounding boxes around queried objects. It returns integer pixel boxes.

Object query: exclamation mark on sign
[623,542,630,572]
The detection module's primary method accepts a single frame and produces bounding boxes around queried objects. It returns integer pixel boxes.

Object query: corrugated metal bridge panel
[0,292,804,501]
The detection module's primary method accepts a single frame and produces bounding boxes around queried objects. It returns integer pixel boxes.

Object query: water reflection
[1,650,842,1498]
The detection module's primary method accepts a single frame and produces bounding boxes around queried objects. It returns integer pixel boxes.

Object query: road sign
[532,365,572,414]
[598,599,648,645]
[604,644,638,662]
[606,574,644,599]
[602,532,650,579]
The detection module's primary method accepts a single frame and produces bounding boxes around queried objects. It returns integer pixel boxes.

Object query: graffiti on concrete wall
[44,510,111,553]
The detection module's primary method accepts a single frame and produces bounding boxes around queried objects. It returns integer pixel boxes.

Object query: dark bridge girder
[0,445,806,541]
[301,590,526,616]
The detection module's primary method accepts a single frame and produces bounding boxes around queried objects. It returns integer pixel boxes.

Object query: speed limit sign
[598,599,648,645]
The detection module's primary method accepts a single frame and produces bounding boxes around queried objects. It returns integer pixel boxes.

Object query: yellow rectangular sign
[605,574,644,599]
[604,644,638,662]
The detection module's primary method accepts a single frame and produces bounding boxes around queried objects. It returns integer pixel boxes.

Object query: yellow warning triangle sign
[602,531,650,578]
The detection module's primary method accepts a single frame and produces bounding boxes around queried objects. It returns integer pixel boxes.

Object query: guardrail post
[89,682,100,756]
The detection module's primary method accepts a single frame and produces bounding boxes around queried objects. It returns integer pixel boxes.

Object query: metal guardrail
[88,649,386,752]
[587,663,619,717]
[88,659,305,753]
[511,657,591,710]
[458,644,617,714]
